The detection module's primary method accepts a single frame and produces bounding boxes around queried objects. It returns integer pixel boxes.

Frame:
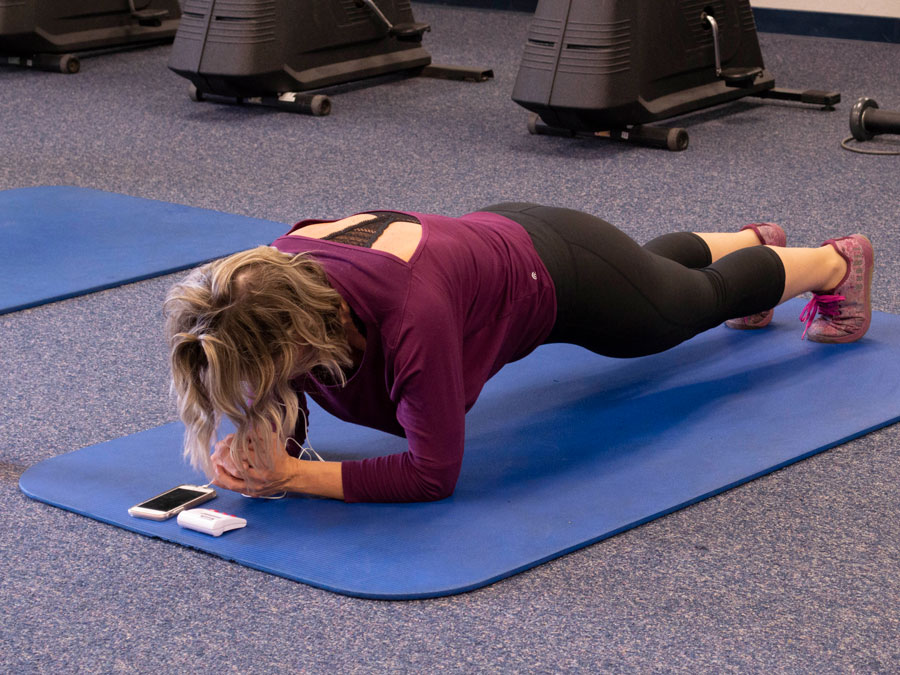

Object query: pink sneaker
[725,223,786,330]
[799,234,874,343]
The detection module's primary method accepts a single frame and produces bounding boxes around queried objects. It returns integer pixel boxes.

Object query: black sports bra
[320,211,420,342]
[322,211,420,248]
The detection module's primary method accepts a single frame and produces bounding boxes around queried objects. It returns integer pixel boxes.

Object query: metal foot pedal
[129,0,168,27]
[722,66,764,87]
[391,22,431,41]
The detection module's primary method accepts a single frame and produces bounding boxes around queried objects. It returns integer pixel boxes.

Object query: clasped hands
[209,430,298,497]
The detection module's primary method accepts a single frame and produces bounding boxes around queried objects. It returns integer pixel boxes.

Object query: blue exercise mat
[20,300,900,599]
[0,186,287,314]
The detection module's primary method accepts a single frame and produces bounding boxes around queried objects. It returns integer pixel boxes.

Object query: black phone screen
[138,487,207,512]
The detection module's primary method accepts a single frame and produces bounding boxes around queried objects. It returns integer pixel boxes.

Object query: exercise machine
[168,0,493,115]
[0,0,181,73]
[512,0,840,151]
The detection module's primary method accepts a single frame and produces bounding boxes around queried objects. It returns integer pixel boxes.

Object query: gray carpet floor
[1,4,899,672]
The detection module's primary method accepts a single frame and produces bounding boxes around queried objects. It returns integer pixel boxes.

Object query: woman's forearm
[287,459,344,500]
[209,434,345,499]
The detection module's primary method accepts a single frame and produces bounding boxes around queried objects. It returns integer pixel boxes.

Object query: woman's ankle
[819,243,849,292]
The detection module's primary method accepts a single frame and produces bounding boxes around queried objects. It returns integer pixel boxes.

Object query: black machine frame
[0,0,181,73]
[168,0,493,116]
[512,0,840,150]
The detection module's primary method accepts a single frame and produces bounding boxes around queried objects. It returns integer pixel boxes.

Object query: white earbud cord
[287,407,325,462]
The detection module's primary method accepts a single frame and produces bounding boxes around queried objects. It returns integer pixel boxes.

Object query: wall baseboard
[416,0,900,44]
[753,8,900,43]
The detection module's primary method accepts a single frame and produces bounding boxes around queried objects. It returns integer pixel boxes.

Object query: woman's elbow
[412,470,459,502]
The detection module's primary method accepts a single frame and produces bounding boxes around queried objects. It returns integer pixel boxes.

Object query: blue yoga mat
[20,300,900,599]
[0,186,287,314]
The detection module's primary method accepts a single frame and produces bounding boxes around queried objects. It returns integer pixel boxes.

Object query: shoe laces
[799,294,845,339]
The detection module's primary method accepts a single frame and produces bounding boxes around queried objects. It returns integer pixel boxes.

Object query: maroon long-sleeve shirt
[270,210,556,502]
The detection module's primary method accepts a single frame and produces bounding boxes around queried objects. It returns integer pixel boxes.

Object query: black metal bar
[2,53,80,73]
[419,64,494,82]
[755,88,841,107]
[189,89,331,116]
[528,114,689,152]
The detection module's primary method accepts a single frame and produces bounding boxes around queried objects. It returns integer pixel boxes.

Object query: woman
[165,203,874,503]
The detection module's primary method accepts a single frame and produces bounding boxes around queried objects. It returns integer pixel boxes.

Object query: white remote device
[177,508,247,537]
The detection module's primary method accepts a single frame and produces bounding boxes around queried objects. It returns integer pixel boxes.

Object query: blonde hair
[164,246,352,476]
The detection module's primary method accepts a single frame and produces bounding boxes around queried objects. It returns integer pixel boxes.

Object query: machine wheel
[667,127,689,151]
[527,113,540,135]
[188,84,205,102]
[309,95,331,116]
[59,54,80,74]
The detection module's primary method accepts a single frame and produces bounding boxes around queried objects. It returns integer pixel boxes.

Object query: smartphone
[128,484,217,521]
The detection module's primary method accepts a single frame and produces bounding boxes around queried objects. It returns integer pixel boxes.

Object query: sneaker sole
[725,310,774,330]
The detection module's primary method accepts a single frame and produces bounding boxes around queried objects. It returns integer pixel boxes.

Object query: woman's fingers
[213,433,235,452]
[211,436,235,464]
[211,464,245,492]
[211,442,244,481]
[211,460,286,497]
[208,430,291,496]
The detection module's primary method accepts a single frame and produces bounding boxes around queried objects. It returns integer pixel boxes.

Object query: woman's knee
[642,232,712,268]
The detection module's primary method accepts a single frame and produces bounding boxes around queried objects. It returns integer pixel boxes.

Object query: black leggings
[480,203,786,358]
